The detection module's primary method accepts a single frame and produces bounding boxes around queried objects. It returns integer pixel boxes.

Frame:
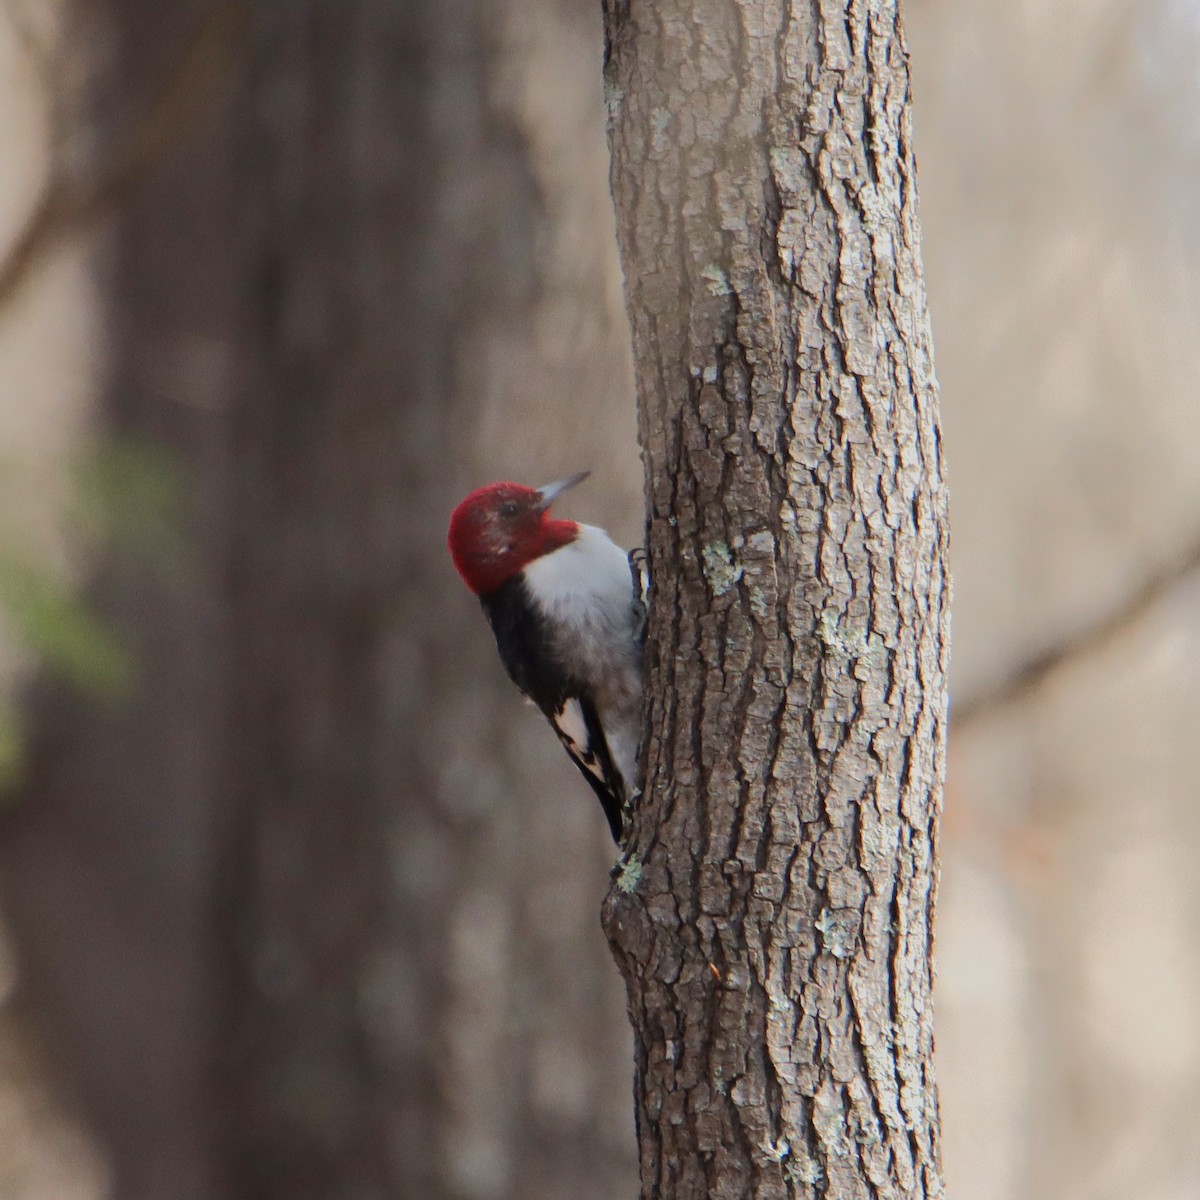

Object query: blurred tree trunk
[0,2,638,1199]
[0,5,240,1196]
[599,1,949,1196]
[222,4,639,1197]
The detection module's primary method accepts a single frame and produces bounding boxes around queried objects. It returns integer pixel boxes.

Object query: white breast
[523,524,634,632]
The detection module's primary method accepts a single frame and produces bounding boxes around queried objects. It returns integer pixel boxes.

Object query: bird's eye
[499,501,521,519]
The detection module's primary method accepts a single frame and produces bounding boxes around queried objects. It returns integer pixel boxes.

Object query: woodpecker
[447,471,645,842]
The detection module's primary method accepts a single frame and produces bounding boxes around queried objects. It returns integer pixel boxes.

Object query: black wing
[540,693,624,841]
[479,577,625,841]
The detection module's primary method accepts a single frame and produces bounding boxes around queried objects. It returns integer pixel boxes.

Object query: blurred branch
[0,0,52,80]
[954,529,1200,728]
[0,1,244,322]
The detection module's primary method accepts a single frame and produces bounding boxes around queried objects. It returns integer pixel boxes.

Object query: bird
[447,471,646,841]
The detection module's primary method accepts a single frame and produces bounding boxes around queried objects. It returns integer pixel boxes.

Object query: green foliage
[0,554,131,697]
[0,436,187,791]
[68,438,186,572]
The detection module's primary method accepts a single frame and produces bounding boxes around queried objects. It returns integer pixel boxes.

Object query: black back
[480,576,570,711]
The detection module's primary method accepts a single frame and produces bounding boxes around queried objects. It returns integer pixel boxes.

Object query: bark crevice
[601,0,947,1196]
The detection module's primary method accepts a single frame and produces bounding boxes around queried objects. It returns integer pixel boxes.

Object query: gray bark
[599,1,949,1196]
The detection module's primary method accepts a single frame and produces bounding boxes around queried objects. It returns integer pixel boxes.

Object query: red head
[448,471,589,595]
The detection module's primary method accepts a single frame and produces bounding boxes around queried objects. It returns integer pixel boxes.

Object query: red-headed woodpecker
[447,471,645,842]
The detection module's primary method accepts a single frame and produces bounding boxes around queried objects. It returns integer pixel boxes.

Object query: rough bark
[599,2,949,1197]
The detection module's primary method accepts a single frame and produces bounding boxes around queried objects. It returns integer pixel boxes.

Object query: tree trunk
[599,1,949,1197]
[222,4,639,1197]
[0,6,240,1196]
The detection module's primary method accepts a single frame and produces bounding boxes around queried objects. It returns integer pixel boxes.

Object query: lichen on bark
[600,1,949,1197]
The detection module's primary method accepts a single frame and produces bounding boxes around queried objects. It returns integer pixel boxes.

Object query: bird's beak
[535,470,590,511]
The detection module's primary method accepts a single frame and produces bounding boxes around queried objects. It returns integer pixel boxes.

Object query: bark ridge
[601,2,949,1196]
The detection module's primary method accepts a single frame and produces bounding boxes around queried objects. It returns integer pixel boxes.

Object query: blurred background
[0,1,1196,1198]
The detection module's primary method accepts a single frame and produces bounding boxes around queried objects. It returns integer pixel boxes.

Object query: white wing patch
[553,697,590,758]
[547,696,613,797]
